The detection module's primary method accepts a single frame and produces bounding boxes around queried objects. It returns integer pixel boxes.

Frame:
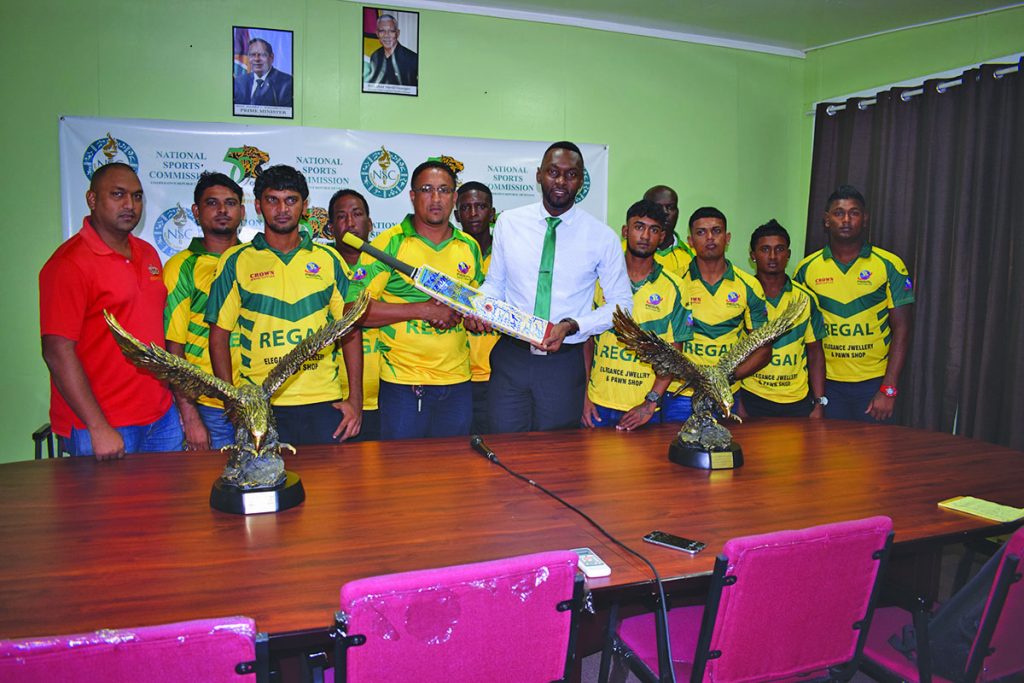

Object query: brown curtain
[806,60,1024,449]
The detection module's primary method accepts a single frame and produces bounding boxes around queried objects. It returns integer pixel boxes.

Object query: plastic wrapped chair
[861,524,1024,683]
[331,550,585,682]
[600,516,893,683]
[0,616,268,682]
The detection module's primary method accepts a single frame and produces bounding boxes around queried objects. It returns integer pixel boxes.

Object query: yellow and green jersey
[205,232,358,406]
[468,249,500,382]
[793,243,914,382]
[164,238,242,409]
[676,259,768,396]
[588,264,693,411]
[654,241,694,277]
[741,279,827,404]
[341,259,380,411]
[359,216,483,385]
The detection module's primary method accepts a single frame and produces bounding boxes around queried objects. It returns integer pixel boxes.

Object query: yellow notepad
[938,496,1024,523]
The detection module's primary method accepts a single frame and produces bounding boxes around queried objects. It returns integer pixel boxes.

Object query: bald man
[644,184,693,275]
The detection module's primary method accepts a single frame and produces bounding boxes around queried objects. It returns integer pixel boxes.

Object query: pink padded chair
[600,516,893,683]
[331,550,585,682]
[861,524,1024,683]
[0,616,267,682]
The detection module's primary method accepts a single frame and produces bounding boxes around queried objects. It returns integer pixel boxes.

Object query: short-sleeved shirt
[793,243,914,382]
[468,249,500,382]
[164,238,242,409]
[359,216,483,386]
[588,263,693,411]
[340,259,380,411]
[39,218,172,436]
[741,279,827,404]
[205,232,356,406]
[654,241,694,276]
[676,259,769,396]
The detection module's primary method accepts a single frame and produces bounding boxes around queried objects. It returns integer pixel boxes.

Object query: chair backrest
[695,515,893,682]
[966,524,1024,682]
[0,616,262,683]
[335,550,583,683]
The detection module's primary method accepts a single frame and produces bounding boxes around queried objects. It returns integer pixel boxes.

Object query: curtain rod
[817,63,1019,116]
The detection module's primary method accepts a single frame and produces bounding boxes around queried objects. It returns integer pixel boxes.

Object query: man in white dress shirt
[470,141,632,433]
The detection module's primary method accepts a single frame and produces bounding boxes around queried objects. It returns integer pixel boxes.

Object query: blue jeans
[378,381,473,440]
[69,404,183,456]
[272,401,344,446]
[825,378,891,423]
[196,404,235,449]
[590,403,626,428]
[350,409,380,442]
[661,394,692,423]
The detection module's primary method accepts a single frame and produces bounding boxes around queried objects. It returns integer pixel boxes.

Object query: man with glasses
[357,160,482,439]
[232,38,293,107]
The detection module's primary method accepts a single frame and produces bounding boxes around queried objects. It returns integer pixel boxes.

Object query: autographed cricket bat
[342,233,553,345]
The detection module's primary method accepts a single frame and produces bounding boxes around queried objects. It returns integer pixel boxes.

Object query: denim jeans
[272,401,345,446]
[378,381,473,440]
[69,404,183,456]
[660,394,692,423]
[197,404,236,449]
[825,378,891,423]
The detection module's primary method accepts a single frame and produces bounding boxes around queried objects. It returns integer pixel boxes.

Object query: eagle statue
[104,291,370,489]
[612,295,807,450]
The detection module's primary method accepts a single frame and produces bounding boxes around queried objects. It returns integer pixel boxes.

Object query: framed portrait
[362,8,419,97]
[232,26,295,119]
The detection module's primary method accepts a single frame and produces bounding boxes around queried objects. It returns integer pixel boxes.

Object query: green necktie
[533,216,561,319]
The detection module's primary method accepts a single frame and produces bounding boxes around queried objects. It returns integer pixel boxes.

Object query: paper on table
[938,496,1024,523]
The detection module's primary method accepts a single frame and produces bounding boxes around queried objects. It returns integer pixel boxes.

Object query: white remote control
[571,547,612,578]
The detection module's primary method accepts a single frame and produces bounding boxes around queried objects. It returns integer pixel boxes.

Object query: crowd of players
[38,141,914,459]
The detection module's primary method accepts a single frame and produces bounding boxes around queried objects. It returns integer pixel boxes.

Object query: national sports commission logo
[153,204,200,257]
[574,169,591,204]
[361,146,408,199]
[82,133,139,179]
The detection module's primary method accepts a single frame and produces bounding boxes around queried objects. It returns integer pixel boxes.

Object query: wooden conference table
[2,420,1022,648]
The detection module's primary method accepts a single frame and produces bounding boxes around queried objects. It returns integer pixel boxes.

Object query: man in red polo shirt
[40,163,182,459]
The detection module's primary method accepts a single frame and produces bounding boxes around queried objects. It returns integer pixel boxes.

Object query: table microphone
[469,434,497,462]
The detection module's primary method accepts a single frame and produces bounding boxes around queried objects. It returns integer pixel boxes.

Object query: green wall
[3,0,1021,462]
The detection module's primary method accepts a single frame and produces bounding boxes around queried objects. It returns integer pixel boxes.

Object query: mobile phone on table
[642,530,706,555]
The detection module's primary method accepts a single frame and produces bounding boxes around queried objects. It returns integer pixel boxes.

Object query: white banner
[59,116,609,262]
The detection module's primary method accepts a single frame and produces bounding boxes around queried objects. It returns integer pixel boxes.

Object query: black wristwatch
[644,390,662,404]
[558,318,580,335]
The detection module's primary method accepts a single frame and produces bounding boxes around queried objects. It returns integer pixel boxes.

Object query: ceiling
[384,0,1023,56]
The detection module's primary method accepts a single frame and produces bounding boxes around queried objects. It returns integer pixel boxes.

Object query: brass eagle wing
[719,294,808,375]
[104,311,238,405]
[612,306,706,389]
[261,291,370,399]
